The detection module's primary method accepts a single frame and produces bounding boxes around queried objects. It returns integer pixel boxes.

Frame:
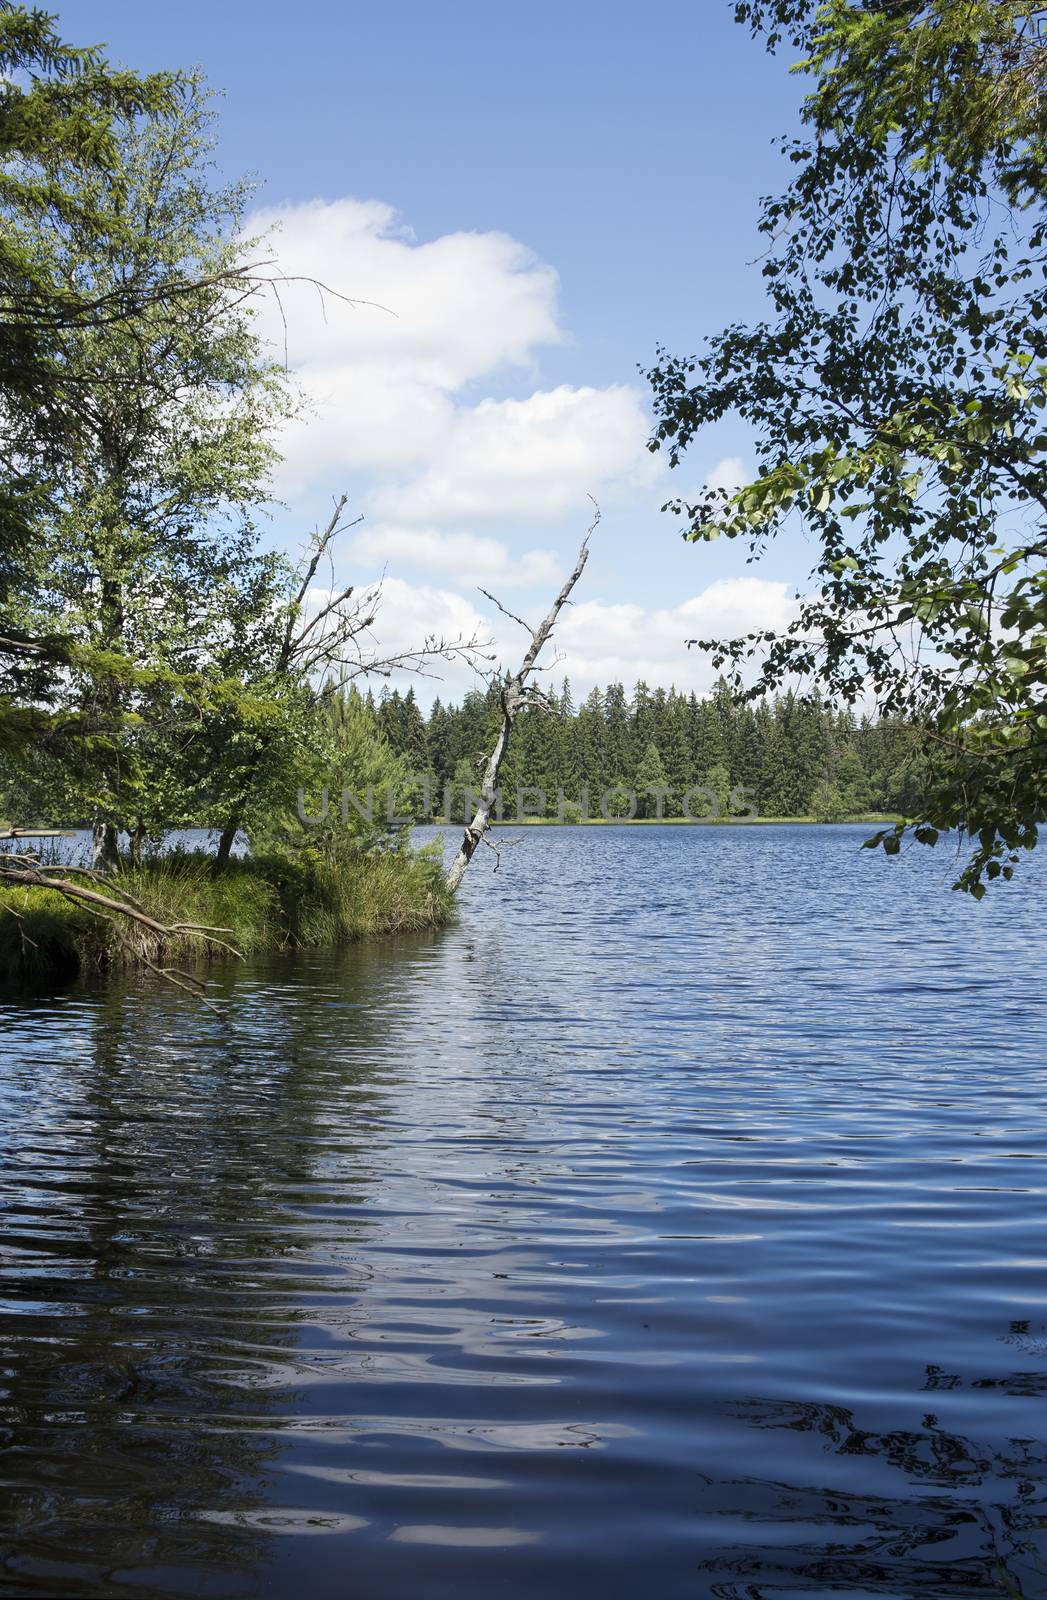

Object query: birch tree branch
[444,498,599,894]
[477,589,535,636]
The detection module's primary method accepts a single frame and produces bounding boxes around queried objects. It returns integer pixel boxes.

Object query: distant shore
[483,814,902,828]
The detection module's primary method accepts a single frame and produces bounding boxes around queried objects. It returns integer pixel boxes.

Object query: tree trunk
[129,824,146,869]
[444,707,516,893]
[445,505,598,893]
[94,567,124,877]
[213,817,240,873]
[92,821,119,874]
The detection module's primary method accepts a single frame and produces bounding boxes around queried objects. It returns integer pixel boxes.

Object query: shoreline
[0,846,452,990]
[481,814,901,828]
[0,819,903,989]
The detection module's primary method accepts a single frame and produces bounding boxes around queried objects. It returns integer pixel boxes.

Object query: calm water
[1,824,1046,1599]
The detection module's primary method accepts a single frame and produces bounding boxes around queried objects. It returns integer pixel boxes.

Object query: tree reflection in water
[0,947,407,1597]
[700,1363,1047,1598]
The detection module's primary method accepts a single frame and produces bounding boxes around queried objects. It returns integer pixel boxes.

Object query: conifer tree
[634,741,669,818]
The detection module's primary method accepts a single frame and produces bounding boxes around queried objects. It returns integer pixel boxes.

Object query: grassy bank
[0,844,453,988]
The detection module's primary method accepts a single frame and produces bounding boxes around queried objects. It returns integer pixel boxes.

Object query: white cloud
[676,576,795,637]
[249,198,562,386]
[350,525,561,589]
[366,385,659,528]
[247,197,562,490]
[247,197,664,532]
[552,577,797,694]
[375,576,488,646]
[705,455,748,495]
[370,574,797,704]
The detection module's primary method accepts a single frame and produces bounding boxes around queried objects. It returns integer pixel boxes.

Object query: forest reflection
[0,945,414,1595]
[696,1373,1047,1597]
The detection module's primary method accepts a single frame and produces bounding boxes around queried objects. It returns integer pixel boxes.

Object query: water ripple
[0,824,1045,1597]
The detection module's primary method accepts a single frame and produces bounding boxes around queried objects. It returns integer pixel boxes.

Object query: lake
[1,823,1046,1598]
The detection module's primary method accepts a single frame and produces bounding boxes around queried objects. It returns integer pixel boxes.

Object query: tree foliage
[0,10,481,882]
[0,8,300,761]
[647,1,1047,891]
[0,7,183,443]
[0,9,197,684]
[6,76,291,864]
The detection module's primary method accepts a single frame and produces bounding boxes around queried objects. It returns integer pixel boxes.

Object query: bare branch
[478,588,535,636]
[281,493,351,666]
[2,261,398,337]
[445,498,599,894]
[481,831,523,874]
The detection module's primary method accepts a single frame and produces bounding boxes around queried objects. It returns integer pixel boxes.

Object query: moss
[0,841,454,989]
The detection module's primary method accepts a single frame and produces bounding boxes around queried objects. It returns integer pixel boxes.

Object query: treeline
[370,678,924,820]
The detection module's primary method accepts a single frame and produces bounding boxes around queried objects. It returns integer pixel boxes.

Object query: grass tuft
[0,841,454,988]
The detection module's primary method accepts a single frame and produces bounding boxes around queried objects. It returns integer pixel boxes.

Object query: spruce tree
[634,741,669,818]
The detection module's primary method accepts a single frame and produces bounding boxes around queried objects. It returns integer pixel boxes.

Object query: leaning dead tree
[445,499,600,893]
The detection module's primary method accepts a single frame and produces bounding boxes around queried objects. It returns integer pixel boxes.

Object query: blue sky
[78,0,810,700]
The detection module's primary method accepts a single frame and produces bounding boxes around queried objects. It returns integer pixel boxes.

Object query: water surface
[1,825,1046,1598]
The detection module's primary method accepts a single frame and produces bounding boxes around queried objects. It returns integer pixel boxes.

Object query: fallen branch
[445,498,599,893]
[0,854,242,1002]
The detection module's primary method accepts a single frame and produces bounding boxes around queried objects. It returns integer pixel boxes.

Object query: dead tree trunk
[445,502,599,894]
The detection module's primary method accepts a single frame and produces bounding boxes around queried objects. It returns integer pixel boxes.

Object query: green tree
[836,746,873,815]
[0,11,270,748]
[810,778,849,823]
[446,755,485,825]
[648,1,1047,891]
[204,497,477,866]
[699,761,732,819]
[604,681,630,785]
[259,683,409,853]
[634,740,669,817]
[426,697,454,801]
[631,680,655,753]
[660,691,694,815]
[422,671,917,827]
[732,702,762,802]
[399,688,430,775]
[689,694,725,778]
[575,687,607,804]
[8,79,288,867]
